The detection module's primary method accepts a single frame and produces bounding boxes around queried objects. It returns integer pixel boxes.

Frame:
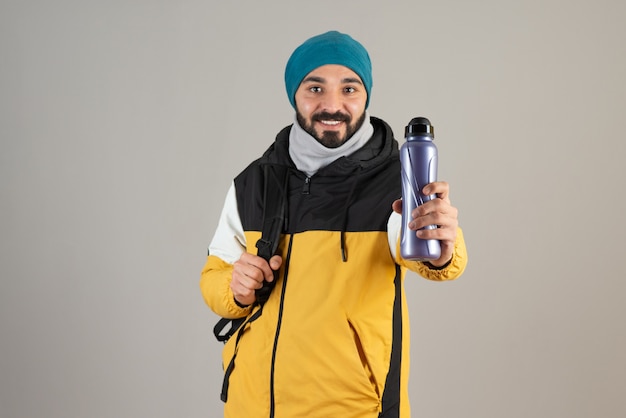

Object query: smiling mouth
[313,111,350,128]
[319,120,343,126]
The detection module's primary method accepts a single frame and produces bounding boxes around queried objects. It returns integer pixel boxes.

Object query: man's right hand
[231,252,283,306]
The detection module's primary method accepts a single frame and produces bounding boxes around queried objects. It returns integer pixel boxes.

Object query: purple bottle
[399,117,441,261]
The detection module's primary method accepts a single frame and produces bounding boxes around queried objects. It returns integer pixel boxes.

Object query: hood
[260,116,399,177]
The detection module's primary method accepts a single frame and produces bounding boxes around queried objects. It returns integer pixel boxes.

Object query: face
[294,64,367,148]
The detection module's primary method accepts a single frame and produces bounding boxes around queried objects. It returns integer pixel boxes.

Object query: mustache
[312,111,351,123]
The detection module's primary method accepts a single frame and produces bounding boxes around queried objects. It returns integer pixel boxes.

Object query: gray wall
[2,1,625,417]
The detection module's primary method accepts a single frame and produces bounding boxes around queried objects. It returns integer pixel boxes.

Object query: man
[200,31,467,418]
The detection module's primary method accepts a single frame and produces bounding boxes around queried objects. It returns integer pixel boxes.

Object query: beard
[296,110,366,148]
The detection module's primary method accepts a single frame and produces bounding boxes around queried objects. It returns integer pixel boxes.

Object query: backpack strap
[212,164,289,343]
[213,317,246,343]
[219,306,264,401]
[255,163,289,303]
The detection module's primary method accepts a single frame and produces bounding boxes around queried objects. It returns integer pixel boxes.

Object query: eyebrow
[301,76,363,85]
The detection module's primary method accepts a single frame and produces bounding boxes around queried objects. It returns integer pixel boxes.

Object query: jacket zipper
[269,234,294,417]
[302,176,311,194]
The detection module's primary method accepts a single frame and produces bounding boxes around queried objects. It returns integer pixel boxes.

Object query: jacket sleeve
[387,212,468,281]
[199,183,253,319]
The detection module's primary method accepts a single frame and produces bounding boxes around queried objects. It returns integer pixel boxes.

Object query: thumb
[392,198,403,214]
[269,255,283,271]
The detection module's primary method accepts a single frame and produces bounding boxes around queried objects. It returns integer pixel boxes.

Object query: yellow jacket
[200,118,468,417]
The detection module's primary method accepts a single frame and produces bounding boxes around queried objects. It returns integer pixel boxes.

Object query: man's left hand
[392,181,458,267]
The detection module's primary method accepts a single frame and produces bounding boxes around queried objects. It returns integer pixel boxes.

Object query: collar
[288,111,374,177]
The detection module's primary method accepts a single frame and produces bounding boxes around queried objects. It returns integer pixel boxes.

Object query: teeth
[321,120,341,125]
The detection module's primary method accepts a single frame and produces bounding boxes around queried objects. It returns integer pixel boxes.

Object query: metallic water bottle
[399,117,441,261]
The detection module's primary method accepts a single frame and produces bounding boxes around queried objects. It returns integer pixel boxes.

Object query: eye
[309,86,322,93]
[344,86,356,94]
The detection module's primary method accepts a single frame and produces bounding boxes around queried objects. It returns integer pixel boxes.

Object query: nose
[320,90,342,112]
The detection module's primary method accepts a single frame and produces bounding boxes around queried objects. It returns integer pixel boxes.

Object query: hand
[392,181,458,267]
[231,252,282,306]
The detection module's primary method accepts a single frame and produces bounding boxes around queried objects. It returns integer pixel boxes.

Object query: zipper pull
[302,177,311,195]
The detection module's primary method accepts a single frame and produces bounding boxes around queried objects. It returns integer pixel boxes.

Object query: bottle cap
[405,117,434,138]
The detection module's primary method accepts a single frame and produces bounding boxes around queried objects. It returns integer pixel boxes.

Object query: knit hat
[284,31,372,109]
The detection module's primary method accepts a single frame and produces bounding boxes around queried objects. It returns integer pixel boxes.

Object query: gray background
[2,0,625,417]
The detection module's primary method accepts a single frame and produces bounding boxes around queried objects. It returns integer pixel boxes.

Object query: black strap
[216,165,289,403]
[212,164,289,342]
[220,307,264,402]
[213,317,246,343]
[214,164,289,403]
[255,164,289,303]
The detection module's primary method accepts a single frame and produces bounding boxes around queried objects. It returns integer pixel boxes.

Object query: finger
[239,253,275,283]
[410,201,458,229]
[230,273,260,306]
[412,213,457,232]
[231,284,256,306]
[268,255,283,281]
[231,279,258,296]
[423,181,450,201]
[412,198,456,220]
[391,199,403,214]
[416,224,457,242]
[232,267,264,291]
[240,271,265,289]
[416,203,458,226]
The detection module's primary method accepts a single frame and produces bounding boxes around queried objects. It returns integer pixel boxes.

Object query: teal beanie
[284,31,372,109]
